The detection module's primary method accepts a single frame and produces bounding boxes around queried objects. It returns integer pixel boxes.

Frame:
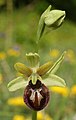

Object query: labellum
[24,80,50,111]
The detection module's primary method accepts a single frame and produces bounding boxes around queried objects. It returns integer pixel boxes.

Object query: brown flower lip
[24,80,50,111]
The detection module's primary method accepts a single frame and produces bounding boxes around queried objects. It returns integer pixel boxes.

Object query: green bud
[37,61,53,76]
[26,53,40,68]
[45,10,66,28]
[37,5,66,41]
[14,62,32,77]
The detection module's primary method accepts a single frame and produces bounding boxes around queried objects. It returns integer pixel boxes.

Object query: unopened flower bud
[45,10,65,28]
[37,5,66,40]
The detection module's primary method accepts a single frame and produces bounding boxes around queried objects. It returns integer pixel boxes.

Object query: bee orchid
[7,52,66,111]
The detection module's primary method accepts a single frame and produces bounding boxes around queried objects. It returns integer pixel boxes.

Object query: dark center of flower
[24,80,50,111]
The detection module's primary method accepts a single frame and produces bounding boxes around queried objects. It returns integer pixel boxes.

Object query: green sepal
[37,5,51,41]
[48,51,66,74]
[7,76,28,91]
[26,53,40,68]
[42,74,66,87]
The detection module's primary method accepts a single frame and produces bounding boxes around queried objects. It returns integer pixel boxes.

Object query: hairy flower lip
[29,80,42,89]
[24,80,50,111]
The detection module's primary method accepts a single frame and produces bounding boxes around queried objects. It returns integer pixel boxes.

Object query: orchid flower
[7,52,66,111]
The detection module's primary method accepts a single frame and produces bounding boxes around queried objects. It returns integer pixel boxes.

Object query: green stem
[32,110,37,120]
[35,40,39,53]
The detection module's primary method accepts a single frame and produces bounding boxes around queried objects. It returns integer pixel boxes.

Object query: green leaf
[42,74,66,87]
[48,51,66,74]
[7,76,28,92]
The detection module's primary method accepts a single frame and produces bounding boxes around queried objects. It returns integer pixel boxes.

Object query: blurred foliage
[0,0,5,6]
[0,0,76,22]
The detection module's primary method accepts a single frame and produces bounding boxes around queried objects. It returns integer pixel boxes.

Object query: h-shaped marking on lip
[30,88,43,106]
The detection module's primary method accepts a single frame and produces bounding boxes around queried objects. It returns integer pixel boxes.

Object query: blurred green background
[0,0,76,120]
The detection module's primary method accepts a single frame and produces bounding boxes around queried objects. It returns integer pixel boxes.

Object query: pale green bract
[7,52,66,92]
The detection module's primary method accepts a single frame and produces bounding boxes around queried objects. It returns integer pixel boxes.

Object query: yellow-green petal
[14,62,32,77]
[37,61,53,76]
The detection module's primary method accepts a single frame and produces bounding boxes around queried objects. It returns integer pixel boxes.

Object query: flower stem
[32,110,37,120]
[35,40,39,53]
